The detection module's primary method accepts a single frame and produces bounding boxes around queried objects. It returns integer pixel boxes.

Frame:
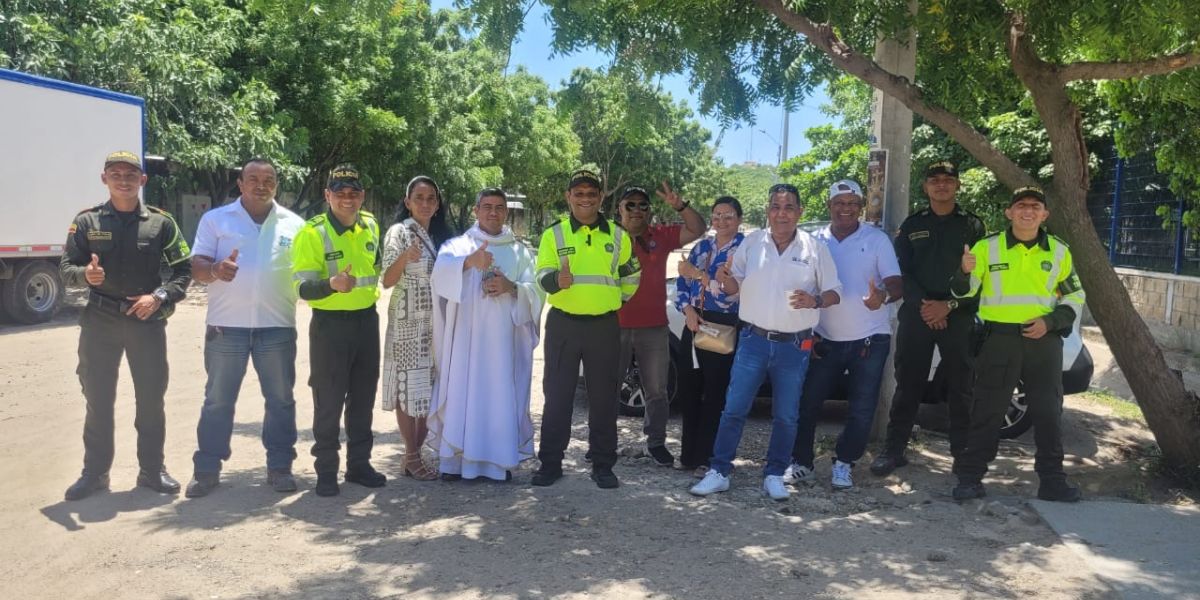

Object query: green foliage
[722,163,778,228]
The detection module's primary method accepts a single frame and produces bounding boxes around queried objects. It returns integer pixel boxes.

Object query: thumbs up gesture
[557,261,574,290]
[961,244,976,274]
[400,239,422,265]
[464,240,494,271]
[863,277,886,310]
[213,248,239,282]
[85,253,105,286]
[330,263,356,292]
[715,255,735,289]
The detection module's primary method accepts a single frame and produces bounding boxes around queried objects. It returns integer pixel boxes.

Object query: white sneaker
[762,475,789,501]
[831,460,853,490]
[782,462,815,486]
[690,469,730,496]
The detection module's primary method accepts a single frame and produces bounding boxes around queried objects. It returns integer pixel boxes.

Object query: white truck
[0,68,145,324]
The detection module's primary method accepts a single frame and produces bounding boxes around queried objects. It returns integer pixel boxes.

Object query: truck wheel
[1,260,63,324]
[998,381,1033,439]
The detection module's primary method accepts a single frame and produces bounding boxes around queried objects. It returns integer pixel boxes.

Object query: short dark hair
[476,187,507,206]
[713,196,743,218]
[241,157,276,174]
[768,183,800,203]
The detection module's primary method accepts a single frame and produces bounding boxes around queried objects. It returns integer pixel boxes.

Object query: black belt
[549,307,616,321]
[742,322,811,343]
[312,306,377,320]
[87,293,127,313]
[983,321,1026,335]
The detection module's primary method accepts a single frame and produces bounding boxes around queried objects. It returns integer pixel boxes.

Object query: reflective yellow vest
[955,230,1085,323]
[291,211,381,311]
[535,217,640,315]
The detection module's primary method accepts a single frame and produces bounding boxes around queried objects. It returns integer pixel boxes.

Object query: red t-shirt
[618,224,684,328]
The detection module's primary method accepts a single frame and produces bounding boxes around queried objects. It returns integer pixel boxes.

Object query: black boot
[65,473,110,501]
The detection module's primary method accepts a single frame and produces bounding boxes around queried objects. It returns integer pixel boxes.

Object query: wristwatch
[152,288,169,305]
[813,293,824,309]
[675,200,690,212]
[947,299,959,311]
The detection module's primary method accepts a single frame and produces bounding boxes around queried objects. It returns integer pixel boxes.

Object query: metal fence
[1087,153,1199,276]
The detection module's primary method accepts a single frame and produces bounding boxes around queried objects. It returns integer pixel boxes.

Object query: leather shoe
[869,453,908,476]
[137,468,181,494]
[530,466,563,487]
[345,465,387,488]
[267,470,297,493]
[315,472,340,497]
[952,480,987,502]
[185,473,220,498]
[64,473,109,501]
[591,468,619,489]
[440,473,462,482]
[1037,479,1082,503]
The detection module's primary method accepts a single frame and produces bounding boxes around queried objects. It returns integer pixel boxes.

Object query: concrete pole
[868,0,918,442]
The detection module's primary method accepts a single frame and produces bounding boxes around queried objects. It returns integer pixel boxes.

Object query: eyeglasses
[623,202,651,211]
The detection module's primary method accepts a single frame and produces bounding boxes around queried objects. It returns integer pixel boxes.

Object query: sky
[432,0,831,167]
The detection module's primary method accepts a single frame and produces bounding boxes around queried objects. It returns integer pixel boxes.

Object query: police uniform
[60,152,192,497]
[880,177,986,466]
[533,175,641,485]
[951,187,1084,501]
[291,180,383,488]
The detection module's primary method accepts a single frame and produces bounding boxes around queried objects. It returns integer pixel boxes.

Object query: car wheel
[1,260,63,324]
[618,352,678,417]
[998,380,1032,439]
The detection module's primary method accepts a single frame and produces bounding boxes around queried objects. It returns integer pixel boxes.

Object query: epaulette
[146,205,176,219]
[307,214,327,226]
[76,203,104,216]
[360,210,376,219]
[982,231,1003,241]
[545,218,564,228]
[1049,234,1069,248]
[902,208,931,222]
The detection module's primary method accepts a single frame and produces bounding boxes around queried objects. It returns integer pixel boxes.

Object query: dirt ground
[0,287,1185,599]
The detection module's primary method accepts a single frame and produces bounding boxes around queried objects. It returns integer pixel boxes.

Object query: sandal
[402,453,438,481]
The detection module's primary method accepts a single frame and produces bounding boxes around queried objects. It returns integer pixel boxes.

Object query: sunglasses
[769,183,800,196]
[623,201,651,211]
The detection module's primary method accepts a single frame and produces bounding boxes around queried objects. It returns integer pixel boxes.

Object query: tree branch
[752,0,1038,191]
[1058,49,1200,82]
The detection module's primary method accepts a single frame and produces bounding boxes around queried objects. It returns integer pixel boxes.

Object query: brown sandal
[402,453,437,481]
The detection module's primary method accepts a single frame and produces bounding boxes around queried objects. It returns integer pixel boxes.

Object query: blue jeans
[709,327,812,477]
[193,326,298,474]
[791,334,891,468]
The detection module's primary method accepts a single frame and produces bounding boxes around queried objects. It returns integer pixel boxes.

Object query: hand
[400,240,422,265]
[1022,317,1048,339]
[677,259,701,280]
[483,271,515,297]
[212,248,239,282]
[330,264,355,292]
[920,299,951,325]
[85,253,105,286]
[557,263,573,290]
[928,318,948,330]
[655,180,685,211]
[715,257,735,289]
[961,244,976,274]
[789,290,819,309]
[684,306,701,333]
[464,241,493,271]
[862,277,886,311]
[124,294,161,321]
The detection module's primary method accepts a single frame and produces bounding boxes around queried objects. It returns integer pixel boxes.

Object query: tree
[723,163,778,228]
[468,0,1200,471]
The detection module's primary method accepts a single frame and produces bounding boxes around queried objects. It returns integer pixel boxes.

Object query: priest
[429,187,543,481]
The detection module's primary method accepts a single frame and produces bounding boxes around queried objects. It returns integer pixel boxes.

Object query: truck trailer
[0,68,145,324]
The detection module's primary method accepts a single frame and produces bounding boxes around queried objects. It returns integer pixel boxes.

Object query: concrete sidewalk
[1030,499,1200,599]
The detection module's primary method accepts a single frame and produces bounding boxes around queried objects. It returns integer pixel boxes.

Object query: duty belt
[743,322,811,343]
[983,321,1026,335]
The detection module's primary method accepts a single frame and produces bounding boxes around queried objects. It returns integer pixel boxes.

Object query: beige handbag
[689,249,737,355]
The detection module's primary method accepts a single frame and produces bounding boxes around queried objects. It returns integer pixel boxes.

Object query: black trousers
[884,304,974,457]
[538,308,620,470]
[677,311,739,469]
[76,304,169,475]
[954,327,1065,482]
[308,308,380,475]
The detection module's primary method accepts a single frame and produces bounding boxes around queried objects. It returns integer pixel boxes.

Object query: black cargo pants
[308,307,380,475]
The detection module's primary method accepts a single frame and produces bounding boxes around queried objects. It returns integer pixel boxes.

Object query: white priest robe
[429,223,543,480]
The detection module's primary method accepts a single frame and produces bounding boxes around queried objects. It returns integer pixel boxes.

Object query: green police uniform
[60,200,192,482]
[291,209,382,478]
[534,214,641,473]
[951,224,1085,488]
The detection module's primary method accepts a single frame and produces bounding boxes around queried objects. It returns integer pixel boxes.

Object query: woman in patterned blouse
[381,176,455,480]
[674,196,745,477]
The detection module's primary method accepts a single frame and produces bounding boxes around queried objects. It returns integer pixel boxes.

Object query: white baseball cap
[828,179,863,201]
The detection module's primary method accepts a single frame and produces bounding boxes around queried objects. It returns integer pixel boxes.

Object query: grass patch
[1080,388,1145,422]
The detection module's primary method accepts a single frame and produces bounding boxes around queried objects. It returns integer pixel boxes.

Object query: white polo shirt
[732,228,841,333]
[192,199,306,328]
[813,223,901,341]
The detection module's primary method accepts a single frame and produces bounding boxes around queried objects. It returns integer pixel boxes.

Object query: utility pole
[868,0,918,441]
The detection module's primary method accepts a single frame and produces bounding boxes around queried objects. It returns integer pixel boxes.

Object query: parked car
[620,275,1095,440]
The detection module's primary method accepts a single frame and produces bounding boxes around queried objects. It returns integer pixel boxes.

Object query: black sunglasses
[769,183,799,195]
[623,201,651,211]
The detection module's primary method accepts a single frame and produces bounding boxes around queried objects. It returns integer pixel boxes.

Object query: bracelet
[675,200,690,212]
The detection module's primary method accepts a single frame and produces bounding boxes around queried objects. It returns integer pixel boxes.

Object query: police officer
[950,187,1085,502]
[291,164,386,497]
[60,151,192,501]
[871,161,987,477]
[532,169,641,489]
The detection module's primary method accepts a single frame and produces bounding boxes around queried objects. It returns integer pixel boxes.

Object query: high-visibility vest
[955,230,1084,323]
[291,211,381,311]
[535,217,640,315]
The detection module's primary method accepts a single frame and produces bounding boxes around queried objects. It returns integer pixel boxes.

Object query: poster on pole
[865,148,888,225]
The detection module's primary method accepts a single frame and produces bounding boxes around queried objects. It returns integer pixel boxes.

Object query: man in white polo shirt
[185,158,307,497]
[784,180,903,491]
[690,183,841,501]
